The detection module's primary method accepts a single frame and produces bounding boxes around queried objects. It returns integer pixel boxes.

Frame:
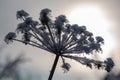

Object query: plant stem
[48,55,59,80]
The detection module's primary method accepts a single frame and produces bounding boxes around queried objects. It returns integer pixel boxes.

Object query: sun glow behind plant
[67,6,116,58]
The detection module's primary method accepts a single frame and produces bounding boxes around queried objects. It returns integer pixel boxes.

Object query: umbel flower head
[4,8,114,80]
[16,10,29,19]
[4,32,16,44]
[39,8,51,25]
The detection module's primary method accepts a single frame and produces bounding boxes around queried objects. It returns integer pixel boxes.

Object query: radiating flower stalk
[4,8,114,80]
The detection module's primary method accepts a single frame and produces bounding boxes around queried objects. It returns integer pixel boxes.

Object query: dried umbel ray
[4,8,114,80]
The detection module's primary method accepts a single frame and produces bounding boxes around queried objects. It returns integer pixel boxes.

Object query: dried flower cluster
[4,8,114,79]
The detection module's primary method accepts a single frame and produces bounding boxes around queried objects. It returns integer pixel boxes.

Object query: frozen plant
[4,8,114,80]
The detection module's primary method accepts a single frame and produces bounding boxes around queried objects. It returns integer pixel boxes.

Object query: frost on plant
[16,10,29,19]
[4,8,114,79]
[4,32,16,44]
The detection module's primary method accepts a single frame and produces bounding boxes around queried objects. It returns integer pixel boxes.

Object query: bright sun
[67,6,116,58]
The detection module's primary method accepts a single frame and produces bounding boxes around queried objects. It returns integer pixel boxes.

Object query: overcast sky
[0,0,120,80]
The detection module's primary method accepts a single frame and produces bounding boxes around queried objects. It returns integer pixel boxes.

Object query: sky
[0,0,120,80]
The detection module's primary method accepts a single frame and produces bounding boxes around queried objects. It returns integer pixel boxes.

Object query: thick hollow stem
[48,55,59,80]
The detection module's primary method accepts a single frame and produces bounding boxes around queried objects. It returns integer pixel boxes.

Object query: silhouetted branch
[0,54,26,80]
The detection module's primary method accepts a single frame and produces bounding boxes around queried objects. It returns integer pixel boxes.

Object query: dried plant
[4,8,114,80]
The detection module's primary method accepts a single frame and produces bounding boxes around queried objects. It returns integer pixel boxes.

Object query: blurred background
[0,0,120,80]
